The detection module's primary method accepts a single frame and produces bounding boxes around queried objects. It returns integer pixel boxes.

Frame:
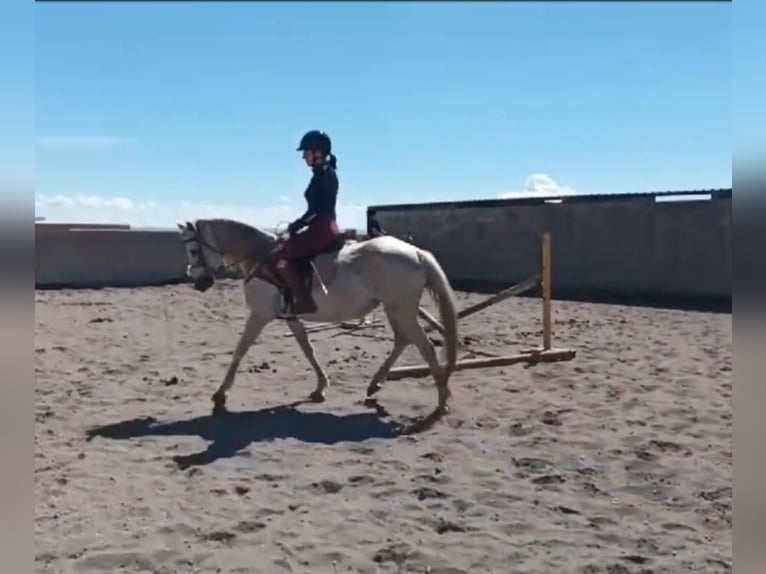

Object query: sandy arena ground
[35,280,732,574]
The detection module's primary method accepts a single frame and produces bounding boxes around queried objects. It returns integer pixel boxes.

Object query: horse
[176,218,459,425]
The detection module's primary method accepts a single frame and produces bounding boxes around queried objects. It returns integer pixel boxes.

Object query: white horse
[176,219,459,425]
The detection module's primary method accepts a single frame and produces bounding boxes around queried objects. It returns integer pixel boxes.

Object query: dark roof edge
[368,188,732,213]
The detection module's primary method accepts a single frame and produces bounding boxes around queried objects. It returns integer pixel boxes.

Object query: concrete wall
[34,188,732,309]
[35,223,131,233]
[370,190,732,310]
[36,226,189,289]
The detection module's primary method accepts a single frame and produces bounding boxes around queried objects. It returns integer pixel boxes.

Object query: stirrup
[275,300,315,320]
[276,298,297,320]
[277,297,317,319]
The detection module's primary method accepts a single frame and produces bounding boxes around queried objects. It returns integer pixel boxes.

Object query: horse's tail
[417,249,459,375]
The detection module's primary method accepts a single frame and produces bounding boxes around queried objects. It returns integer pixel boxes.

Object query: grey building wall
[370,189,731,310]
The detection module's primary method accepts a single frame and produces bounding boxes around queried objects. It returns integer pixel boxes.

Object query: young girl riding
[270,130,342,315]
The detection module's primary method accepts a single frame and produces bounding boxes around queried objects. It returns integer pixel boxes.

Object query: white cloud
[37,135,138,149]
[36,194,136,211]
[34,194,369,231]
[498,173,575,199]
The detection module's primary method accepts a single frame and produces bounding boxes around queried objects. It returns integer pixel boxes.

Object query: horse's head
[177,220,222,292]
[178,218,278,291]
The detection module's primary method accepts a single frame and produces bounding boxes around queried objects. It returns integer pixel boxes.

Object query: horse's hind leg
[285,318,330,402]
[391,309,451,418]
[366,309,409,398]
[212,312,268,413]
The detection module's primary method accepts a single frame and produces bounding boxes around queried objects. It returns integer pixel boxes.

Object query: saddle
[291,233,350,290]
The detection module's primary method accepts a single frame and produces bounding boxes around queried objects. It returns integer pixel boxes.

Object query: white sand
[35,280,732,573]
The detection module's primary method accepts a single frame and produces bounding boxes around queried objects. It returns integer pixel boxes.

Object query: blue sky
[30,2,732,229]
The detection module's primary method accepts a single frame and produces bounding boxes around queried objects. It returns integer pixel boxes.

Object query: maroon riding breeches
[271,217,341,265]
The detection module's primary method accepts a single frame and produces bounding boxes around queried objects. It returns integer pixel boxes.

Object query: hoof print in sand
[661,522,696,533]
[373,542,420,567]
[255,473,287,482]
[581,565,635,574]
[412,486,448,501]
[421,451,444,462]
[619,554,650,566]
[199,530,236,545]
[348,475,376,486]
[178,465,203,477]
[248,361,270,373]
[698,487,730,502]
[414,469,450,485]
[587,516,618,530]
[508,422,533,437]
[532,474,566,487]
[234,520,266,533]
[310,479,344,494]
[512,457,553,473]
[540,410,564,426]
[431,517,472,534]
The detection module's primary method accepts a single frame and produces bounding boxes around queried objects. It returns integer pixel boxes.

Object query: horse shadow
[85,402,404,470]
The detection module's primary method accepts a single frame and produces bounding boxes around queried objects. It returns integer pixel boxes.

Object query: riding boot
[276,260,317,316]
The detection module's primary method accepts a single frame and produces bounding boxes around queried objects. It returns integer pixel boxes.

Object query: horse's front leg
[286,318,330,402]
[212,312,268,413]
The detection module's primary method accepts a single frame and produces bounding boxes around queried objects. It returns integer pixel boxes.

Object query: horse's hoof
[308,390,325,403]
[403,409,445,435]
[211,394,227,414]
[366,383,382,397]
[363,397,377,408]
[363,397,390,417]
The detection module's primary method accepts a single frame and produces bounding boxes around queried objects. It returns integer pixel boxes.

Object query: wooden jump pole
[385,231,576,381]
[415,234,547,336]
[384,348,576,381]
[457,274,541,321]
[417,274,541,336]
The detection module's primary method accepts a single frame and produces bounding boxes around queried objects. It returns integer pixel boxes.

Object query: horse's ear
[177,223,185,231]
[186,221,195,231]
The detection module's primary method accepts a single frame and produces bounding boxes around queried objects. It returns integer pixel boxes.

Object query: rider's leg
[275,257,317,315]
[267,244,288,287]
[273,231,319,315]
[272,219,341,316]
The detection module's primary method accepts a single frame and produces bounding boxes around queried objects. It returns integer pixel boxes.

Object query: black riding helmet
[297,130,332,155]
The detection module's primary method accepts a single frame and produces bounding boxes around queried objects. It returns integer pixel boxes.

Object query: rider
[270,130,342,316]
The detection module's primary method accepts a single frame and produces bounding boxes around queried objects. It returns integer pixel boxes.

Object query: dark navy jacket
[293,163,338,229]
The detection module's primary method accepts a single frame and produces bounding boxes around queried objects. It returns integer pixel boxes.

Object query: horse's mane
[200,218,277,242]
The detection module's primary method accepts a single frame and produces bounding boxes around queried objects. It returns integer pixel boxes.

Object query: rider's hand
[287,221,300,236]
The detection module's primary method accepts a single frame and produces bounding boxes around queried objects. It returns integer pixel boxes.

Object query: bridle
[181,223,284,279]
[181,226,244,278]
